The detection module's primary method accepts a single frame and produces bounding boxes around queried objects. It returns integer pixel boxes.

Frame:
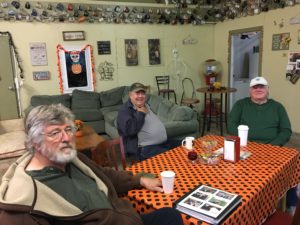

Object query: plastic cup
[160,171,175,194]
[238,125,249,146]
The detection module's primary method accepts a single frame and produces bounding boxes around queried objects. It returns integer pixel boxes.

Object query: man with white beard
[0,104,183,225]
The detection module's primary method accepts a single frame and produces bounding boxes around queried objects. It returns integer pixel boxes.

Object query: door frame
[228,26,263,109]
[0,33,22,119]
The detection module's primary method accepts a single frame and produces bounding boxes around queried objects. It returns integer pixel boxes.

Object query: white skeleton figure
[70,51,80,63]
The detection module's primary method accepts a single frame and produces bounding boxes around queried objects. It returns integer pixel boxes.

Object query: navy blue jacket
[117,100,146,159]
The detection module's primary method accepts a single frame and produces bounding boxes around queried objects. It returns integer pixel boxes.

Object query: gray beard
[40,144,77,164]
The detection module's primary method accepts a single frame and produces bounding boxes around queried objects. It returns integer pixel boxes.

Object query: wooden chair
[91,137,127,170]
[155,75,177,103]
[180,77,200,108]
[263,198,300,225]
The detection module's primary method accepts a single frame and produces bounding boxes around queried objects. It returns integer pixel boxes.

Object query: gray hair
[25,104,75,150]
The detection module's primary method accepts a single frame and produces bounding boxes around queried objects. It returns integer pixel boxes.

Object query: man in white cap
[228,76,296,215]
[228,76,291,146]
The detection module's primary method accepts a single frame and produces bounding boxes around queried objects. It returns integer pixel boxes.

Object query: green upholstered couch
[26,86,199,140]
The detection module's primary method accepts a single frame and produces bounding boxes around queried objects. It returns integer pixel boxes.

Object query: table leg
[208,94,212,131]
[220,93,223,136]
[201,93,207,136]
[225,93,228,131]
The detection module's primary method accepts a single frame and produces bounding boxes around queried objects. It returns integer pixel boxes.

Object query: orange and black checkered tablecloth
[126,135,300,225]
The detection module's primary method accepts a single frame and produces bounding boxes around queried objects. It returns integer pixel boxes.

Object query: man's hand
[140,177,163,192]
[136,105,148,114]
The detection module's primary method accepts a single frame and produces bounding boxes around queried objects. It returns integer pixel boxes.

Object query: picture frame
[33,71,50,80]
[148,39,161,65]
[125,39,138,66]
[56,44,95,94]
[62,31,85,41]
[272,32,290,50]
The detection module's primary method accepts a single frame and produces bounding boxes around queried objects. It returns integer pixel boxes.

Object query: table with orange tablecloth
[126,135,300,225]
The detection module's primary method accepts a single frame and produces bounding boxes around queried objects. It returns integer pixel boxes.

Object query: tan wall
[214,6,300,133]
[1,21,214,112]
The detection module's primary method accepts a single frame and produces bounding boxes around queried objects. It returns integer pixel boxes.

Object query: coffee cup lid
[238,125,249,130]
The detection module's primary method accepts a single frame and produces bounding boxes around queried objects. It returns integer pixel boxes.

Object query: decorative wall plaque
[33,71,50,80]
[97,41,111,55]
[272,33,290,50]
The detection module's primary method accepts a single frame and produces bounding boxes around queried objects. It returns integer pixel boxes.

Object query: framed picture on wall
[272,32,290,50]
[125,39,138,66]
[148,39,161,65]
[56,44,95,94]
[62,31,85,41]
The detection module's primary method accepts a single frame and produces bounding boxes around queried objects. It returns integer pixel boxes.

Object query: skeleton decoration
[69,51,82,74]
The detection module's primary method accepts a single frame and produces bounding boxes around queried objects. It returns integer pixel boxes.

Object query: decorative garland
[56,44,95,93]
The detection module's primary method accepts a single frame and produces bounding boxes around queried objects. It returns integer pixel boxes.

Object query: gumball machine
[201,59,222,89]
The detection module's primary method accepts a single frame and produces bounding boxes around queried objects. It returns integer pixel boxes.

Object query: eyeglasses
[43,126,76,141]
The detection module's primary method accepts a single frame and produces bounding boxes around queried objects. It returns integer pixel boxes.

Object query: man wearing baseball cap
[228,76,296,214]
[117,82,174,161]
[228,76,291,146]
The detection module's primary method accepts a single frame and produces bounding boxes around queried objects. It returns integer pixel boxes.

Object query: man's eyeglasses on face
[43,126,76,141]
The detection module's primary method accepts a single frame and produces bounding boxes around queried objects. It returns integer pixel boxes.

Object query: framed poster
[272,33,290,50]
[148,39,161,65]
[125,39,138,66]
[29,42,48,66]
[56,44,95,94]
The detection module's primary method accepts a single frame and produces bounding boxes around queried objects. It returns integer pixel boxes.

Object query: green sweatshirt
[228,97,292,146]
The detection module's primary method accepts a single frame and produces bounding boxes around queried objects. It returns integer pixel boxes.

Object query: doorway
[0,34,19,120]
[228,26,263,110]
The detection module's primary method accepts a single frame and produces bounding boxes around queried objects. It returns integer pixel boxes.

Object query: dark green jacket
[228,97,291,146]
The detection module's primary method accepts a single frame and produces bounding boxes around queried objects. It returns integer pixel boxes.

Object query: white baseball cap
[250,76,268,87]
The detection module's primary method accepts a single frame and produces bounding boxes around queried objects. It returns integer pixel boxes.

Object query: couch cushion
[103,111,118,126]
[0,118,24,135]
[100,105,122,115]
[157,99,175,122]
[72,109,103,121]
[170,105,194,121]
[147,95,163,114]
[164,121,198,138]
[72,89,101,109]
[122,86,130,103]
[100,86,125,107]
[31,94,72,108]
[0,130,26,160]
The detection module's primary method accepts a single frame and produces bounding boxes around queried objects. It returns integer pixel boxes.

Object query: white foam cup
[160,171,175,194]
[181,137,195,150]
[238,125,249,146]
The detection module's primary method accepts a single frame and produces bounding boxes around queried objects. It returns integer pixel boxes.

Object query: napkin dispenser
[224,136,240,163]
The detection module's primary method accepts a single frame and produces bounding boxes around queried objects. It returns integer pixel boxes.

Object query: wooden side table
[197,87,237,136]
[75,125,104,152]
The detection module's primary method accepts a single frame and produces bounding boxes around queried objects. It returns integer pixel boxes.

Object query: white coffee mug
[182,137,195,150]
